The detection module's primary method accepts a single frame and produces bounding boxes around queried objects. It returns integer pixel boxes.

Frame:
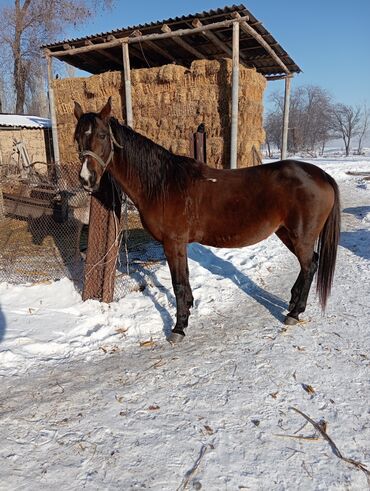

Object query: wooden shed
[42,4,301,303]
[0,115,53,174]
[43,4,301,169]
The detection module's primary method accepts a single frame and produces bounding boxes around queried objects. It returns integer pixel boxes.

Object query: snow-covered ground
[1,156,369,490]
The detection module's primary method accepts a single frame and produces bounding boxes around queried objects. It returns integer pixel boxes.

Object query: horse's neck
[110,122,166,209]
[110,163,140,209]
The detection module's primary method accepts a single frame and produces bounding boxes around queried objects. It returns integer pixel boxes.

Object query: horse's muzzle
[79,170,97,192]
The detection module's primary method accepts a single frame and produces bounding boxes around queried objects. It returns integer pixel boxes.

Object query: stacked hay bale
[54,59,265,169]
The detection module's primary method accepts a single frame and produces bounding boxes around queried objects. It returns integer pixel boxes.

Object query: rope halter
[80,124,124,171]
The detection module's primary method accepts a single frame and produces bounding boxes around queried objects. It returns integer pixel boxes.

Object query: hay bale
[54,58,266,174]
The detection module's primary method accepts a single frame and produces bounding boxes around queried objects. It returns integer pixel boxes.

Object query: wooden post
[122,42,133,127]
[46,55,61,177]
[230,21,240,169]
[82,172,121,302]
[281,76,292,160]
[190,124,207,163]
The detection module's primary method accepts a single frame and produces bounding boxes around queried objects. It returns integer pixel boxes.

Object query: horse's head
[74,97,114,193]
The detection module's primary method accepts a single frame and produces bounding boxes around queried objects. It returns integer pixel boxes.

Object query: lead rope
[123,193,130,275]
[84,124,127,279]
[110,172,130,276]
[109,128,130,275]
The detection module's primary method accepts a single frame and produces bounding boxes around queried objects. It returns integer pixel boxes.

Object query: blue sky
[1,0,369,109]
[60,0,370,110]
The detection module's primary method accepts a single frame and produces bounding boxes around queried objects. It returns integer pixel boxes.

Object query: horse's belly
[195,221,278,248]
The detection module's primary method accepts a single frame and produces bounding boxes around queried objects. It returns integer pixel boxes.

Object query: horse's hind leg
[163,241,193,343]
[276,227,318,323]
[275,228,304,310]
[185,259,194,309]
[285,249,318,325]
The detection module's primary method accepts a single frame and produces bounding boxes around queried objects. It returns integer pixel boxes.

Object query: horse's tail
[316,175,341,309]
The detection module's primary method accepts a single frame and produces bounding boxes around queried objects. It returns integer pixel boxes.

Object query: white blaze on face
[79,124,93,185]
[80,158,91,183]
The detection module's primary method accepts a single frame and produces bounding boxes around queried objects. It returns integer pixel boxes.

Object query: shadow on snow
[342,206,370,260]
[0,304,6,343]
[188,244,287,324]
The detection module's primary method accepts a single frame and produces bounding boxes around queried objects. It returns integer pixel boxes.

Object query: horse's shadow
[188,244,287,323]
[0,304,6,344]
[342,207,370,260]
[340,230,370,260]
[119,242,288,338]
[343,206,370,220]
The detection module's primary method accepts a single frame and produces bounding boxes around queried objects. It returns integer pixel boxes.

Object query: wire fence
[0,157,165,298]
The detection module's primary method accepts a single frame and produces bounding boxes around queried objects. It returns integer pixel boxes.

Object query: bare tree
[357,103,369,155]
[0,0,113,114]
[266,85,333,155]
[331,103,362,156]
[264,110,281,157]
[303,86,333,155]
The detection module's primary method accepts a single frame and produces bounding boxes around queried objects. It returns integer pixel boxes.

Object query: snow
[0,114,51,129]
[0,157,369,490]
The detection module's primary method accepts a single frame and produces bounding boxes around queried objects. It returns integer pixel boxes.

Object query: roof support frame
[44,15,250,59]
[131,30,176,63]
[161,24,205,59]
[191,18,234,58]
[231,12,290,75]
[43,9,298,165]
[86,39,123,66]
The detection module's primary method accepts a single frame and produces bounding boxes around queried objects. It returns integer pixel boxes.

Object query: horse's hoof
[284,315,299,326]
[167,331,185,344]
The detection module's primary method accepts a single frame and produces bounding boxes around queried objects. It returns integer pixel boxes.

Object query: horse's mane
[108,118,205,201]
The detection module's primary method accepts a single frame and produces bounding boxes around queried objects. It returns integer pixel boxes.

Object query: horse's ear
[99,96,112,121]
[74,101,83,120]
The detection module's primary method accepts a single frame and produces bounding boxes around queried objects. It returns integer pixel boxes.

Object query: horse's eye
[99,133,107,140]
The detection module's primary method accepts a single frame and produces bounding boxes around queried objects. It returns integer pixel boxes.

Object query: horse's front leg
[163,241,192,343]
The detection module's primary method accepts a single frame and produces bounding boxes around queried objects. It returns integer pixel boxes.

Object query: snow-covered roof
[0,114,51,129]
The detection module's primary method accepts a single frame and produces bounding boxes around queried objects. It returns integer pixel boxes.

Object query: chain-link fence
[0,157,165,298]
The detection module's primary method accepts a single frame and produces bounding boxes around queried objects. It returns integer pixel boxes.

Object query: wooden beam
[124,43,154,66]
[45,55,60,174]
[131,30,176,63]
[161,24,205,59]
[240,42,279,52]
[192,18,233,58]
[46,16,250,59]
[231,12,290,74]
[122,42,133,128]
[107,35,153,65]
[265,74,290,81]
[85,39,122,66]
[192,18,248,63]
[230,21,239,170]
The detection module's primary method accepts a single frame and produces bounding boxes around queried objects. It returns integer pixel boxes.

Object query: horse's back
[185,159,336,247]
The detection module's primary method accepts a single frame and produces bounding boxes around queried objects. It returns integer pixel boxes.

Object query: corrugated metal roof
[0,115,51,129]
[43,5,252,46]
[43,4,300,78]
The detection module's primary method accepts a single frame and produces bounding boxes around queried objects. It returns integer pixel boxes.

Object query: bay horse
[74,98,340,343]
